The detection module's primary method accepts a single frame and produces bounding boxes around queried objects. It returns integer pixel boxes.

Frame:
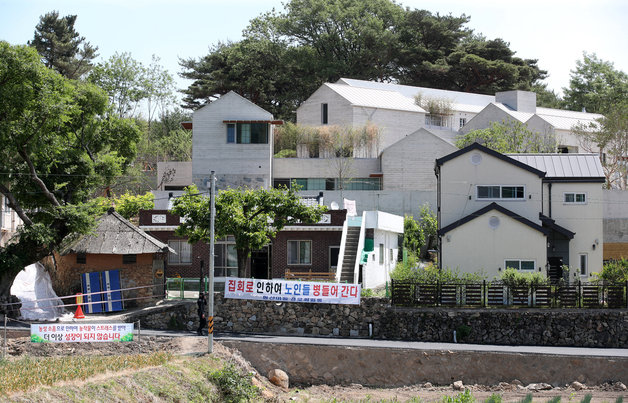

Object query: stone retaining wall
[135,295,628,348]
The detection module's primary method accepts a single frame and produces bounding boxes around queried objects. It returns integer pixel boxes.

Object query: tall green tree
[28,10,98,79]
[180,0,545,119]
[172,185,326,277]
[572,102,628,189]
[563,52,628,114]
[0,42,141,299]
[455,121,557,153]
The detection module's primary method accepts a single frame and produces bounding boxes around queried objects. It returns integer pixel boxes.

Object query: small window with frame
[564,192,586,204]
[76,253,86,264]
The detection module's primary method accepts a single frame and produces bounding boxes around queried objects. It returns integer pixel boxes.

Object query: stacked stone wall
[136,295,628,348]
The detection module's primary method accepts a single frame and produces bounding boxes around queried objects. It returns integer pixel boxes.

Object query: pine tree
[28,10,98,79]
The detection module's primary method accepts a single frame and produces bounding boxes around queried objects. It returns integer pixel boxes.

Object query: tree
[403,215,424,258]
[563,52,628,114]
[88,52,148,118]
[28,10,98,79]
[455,121,557,153]
[172,185,326,277]
[572,102,628,189]
[181,0,543,119]
[91,192,155,220]
[0,42,141,299]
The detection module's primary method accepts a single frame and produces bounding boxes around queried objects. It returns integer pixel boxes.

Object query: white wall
[273,158,379,179]
[351,106,425,150]
[441,210,547,279]
[439,149,543,228]
[459,104,518,135]
[156,161,192,190]
[296,85,354,127]
[381,128,457,191]
[363,229,400,289]
[304,190,437,219]
[547,182,604,274]
[192,91,274,190]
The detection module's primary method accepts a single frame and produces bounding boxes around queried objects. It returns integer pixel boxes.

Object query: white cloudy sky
[1,0,626,96]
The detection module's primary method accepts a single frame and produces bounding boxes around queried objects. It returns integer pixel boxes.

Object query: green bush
[442,389,475,403]
[209,363,259,403]
[391,261,486,283]
[274,149,297,158]
[592,258,628,283]
[500,268,547,287]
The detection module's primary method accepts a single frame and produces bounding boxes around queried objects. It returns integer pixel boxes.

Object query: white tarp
[10,262,65,320]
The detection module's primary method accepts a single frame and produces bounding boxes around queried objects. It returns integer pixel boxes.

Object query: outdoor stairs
[340,227,361,283]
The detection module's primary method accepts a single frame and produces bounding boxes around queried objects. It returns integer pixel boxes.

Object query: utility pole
[208,171,216,354]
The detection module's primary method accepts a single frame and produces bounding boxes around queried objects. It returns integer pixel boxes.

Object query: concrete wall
[495,90,537,113]
[192,91,274,190]
[441,210,547,277]
[351,106,425,150]
[381,129,457,192]
[363,229,399,289]
[273,158,380,179]
[226,341,627,387]
[303,190,437,218]
[459,104,518,135]
[296,84,354,127]
[156,161,192,190]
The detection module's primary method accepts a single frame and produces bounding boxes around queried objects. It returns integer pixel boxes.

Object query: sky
[1,0,627,98]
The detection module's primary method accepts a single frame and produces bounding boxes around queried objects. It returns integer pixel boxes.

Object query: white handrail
[335,218,349,282]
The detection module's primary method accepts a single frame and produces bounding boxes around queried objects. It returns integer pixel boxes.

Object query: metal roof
[63,209,172,255]
[507,154,605,180]
[326,83,425,113]
[493,103,535,122]
[337,78,495,112]
[532,113,602,131]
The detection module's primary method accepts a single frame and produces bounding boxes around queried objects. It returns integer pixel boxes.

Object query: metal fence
[390,280,628,309]
[165,277,226,300]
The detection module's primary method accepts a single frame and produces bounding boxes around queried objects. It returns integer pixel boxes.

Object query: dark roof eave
[539,213,576,239]
[436,143,546,178]
[438,202,549,236]
[543,177,606,183]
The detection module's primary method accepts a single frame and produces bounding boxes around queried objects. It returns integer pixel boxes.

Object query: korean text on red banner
[224,277,361,305]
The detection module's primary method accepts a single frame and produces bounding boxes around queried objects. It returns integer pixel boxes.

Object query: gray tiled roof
[62,209,171,255]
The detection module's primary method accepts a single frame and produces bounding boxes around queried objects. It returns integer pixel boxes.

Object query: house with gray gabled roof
[436,143,604,282]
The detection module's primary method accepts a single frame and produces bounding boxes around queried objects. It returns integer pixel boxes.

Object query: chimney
[495,90,537,113]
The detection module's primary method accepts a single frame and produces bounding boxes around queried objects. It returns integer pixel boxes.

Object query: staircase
[339,227,361,283]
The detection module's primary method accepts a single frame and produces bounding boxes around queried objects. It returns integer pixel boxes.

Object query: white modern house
[435,143,605,281]
[1,194,22,246]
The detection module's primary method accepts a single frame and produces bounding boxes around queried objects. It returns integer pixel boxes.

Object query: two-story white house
[435,143,605,282]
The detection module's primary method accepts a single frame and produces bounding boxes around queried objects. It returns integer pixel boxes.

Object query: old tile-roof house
[55,208,171,307]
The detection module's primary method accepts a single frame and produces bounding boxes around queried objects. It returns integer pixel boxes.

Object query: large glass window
[226,123,269,144]
[505,259,535,271]
[477,185,524,200]
[168,240,192,265]
[288,240,311,265]
[274,177,382,191]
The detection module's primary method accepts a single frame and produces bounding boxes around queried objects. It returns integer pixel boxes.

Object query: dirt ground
[2,333,627,402]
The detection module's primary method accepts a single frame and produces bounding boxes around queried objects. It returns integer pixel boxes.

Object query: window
[168,240,191,265]
[379,244,384,264]
[459,118,466,128]
[477,185,524,200]
[226,123,235,143]
[389,248,393,263]
[214,242,238,277]
[275,178,382,191]
[225,123,268,144]
[564,192,586,204]
[123,254,137,264]
[288,240,311,265]
[579,254,587,276]
[76,253,86,264]
[504,259,535,271]
[321,103,328,124]
[329,246,340,269]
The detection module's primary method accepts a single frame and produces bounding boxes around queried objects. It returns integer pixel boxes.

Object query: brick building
[55,208,171,308]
